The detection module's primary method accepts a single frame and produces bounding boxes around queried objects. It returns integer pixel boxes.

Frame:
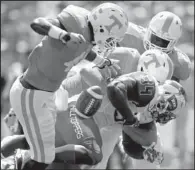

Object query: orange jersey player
[119,11,192,82]
[9,3,128,170]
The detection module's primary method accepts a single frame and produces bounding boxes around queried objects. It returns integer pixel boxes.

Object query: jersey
[112,71,157,108]
[23,5,93,92]
[109,72,159,159]
[55,107,102,151]
[119,22,192,81]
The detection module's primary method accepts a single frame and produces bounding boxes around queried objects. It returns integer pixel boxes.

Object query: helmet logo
[161,15,174,33]
[105,15,122,33]
[143,53,161,69]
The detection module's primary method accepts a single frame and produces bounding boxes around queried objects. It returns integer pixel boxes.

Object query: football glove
[143,142,164,165]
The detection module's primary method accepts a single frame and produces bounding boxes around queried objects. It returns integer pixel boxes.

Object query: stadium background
[1,1,194,169]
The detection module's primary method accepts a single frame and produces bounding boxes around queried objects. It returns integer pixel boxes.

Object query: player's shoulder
[174,48,191,64]
[111,47,140,59]
[64,5,90,16]
[171,47,192,80]
[126,22,146,39]
[57,5,90,34]
[58,5,90,21]
[119,22,146,53]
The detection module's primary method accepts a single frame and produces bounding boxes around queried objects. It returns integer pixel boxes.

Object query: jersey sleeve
[108,47,140,74]
[173,49,192,81]
[61,70,84,98]
[57,5,80,33]
[57,5,89,33]
[119,22,146,53]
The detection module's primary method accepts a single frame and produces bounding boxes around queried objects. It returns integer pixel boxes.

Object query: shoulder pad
[173,48,192,80]
[109,47,140,73]
[65,5,90,16]
[126,22,146,38]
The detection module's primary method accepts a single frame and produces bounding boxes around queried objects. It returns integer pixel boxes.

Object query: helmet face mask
[144,11,182,54]
[149,80,186,124]
[144,29,177,53]
[88,3,128,54]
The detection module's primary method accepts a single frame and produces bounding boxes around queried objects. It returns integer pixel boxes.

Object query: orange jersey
[55,107,102,151]
[23,5,93,92]
[119,22,192,81]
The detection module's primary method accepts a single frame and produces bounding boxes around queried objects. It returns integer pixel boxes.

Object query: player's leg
[92,125,122,169]
[9,77,57,169]
[106,135,134,169]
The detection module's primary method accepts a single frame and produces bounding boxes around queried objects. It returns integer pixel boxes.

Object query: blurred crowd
[1,1,194,169]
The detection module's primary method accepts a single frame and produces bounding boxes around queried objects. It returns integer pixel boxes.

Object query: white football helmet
[88,3,128,54]
[149,80,186,124]
[144,11,182,53]
[137,49,174,83]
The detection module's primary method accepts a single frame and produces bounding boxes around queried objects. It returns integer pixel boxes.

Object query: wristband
[48,25,67,40]
[93,55,105,66]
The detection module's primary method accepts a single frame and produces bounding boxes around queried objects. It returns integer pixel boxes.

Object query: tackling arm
[107,75,137,125]
[30,17,71,42]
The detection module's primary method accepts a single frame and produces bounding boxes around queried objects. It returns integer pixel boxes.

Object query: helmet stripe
[167,57,174,80]
[161,15,174,33]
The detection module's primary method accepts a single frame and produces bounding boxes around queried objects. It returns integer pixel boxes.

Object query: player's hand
[60,32,86,45]
[143,142,164,165]
[98,59,122,82]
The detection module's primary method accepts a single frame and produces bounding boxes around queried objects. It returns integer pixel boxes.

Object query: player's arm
[30,17,72,43]
[1,135,29,158]
[107,75,138,125]
[172,50,192,82]
[55,142,102,165]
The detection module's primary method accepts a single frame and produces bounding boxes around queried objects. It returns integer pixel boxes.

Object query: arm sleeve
[80,66,107,93]
[173,50,192,81]
[30,18,63,35]
[85,50,97,62]
[107,75,137,124]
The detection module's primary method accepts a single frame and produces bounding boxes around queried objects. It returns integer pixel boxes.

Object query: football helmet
[149,80,186,124]
[4,108,22,134]
[144,11,182,53]
[137,49,174,83]
[88,3,128,54]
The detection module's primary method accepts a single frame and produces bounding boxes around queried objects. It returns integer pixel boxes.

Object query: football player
[2,86,104,169]
[106,72,187,169]
[2,49,176,170]
[9,3,128,170]
[120,11,191,82]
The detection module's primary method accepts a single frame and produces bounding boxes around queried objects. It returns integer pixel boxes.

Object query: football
[75,86,103,118]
